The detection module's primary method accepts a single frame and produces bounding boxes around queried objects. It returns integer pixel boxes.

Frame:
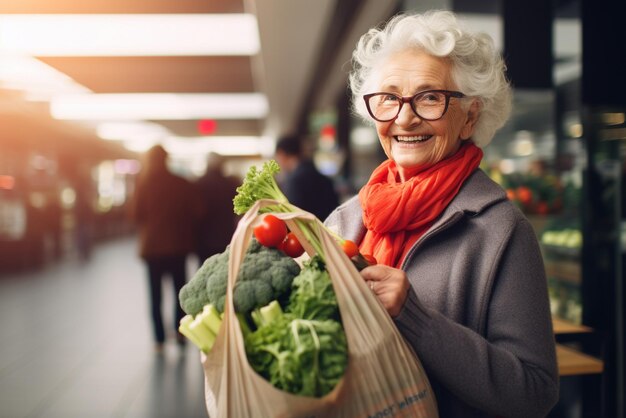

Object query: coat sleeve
[393,216,559,417]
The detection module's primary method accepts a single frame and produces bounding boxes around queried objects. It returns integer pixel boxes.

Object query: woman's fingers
[361,265,410,317]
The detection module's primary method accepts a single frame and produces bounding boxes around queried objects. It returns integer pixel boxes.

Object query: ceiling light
[0,14,260,56]
[96,122,170,141]
[123,139,160,153]
[0,54,90,99]
[50,93,269,120]
[163,136,275,157]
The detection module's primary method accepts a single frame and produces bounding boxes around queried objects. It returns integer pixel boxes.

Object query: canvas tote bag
[201,199,438,418]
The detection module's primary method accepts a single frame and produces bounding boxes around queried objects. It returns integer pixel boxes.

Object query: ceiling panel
[0,0,244,14]
[37,56,255,93]
[0,0,397,161]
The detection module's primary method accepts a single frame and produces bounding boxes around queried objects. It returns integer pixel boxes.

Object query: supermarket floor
[0,236,208,418]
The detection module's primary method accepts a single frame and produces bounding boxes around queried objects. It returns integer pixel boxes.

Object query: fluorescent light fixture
[0,14,260,56]
[163,136,275,156]
[123,139,160,153]
[97,122,170,141]
[0,54,91,99]
[51,93,269,120]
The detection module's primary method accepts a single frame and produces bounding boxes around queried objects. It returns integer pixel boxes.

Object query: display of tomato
[341,240,359,258]
[253,214,287,247]
[516,186,533,206]
[279,232,305,258]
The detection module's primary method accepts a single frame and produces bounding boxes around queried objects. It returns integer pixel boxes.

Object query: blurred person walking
[274,135,339,220]
[129,145,203,351]
[194,152,241,263]
[73,176,95,261]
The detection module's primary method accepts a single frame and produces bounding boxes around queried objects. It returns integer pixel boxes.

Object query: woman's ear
[460,100,481,140]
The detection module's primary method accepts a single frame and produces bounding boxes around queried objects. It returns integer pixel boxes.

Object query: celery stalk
[260,300,283,324]
[190,315,216,351]
[200,304,223,335]
[179,314,204,349]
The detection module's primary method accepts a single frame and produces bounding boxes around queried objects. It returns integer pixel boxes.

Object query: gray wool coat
[325,169,559,418]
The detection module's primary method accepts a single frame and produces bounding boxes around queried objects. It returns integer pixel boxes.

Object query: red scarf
[358,142,483,268]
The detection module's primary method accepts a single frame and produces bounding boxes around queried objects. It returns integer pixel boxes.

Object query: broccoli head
[179,238,301,316]
[179,251,228,316]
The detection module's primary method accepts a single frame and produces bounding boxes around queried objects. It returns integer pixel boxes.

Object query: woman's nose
[394,103,422,127]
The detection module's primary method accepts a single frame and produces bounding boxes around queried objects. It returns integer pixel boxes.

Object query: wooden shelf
[545,259,581,285]
[552,317,593,334]
[556,344,603,376]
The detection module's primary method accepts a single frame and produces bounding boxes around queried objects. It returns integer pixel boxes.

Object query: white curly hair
[349,10,512,147]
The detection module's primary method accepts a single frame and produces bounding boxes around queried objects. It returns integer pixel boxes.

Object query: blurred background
[0,0,624,417]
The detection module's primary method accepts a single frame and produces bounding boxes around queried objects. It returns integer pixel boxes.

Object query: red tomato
[253,215,287,247]
[516,186,533,206]
[341,240,359,258]
[279,232,305,258]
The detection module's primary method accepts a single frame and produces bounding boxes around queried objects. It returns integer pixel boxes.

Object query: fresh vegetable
[244,258,347,397]
[254,214,288,247]
[179,304,256,352]
[233,160,374,270]
[178,303,223,353]
[516,186,533,206]
[179,238,300,316]
[279,232,305,258]
[179,315,204,349]
[341,239,359,258]
[233,160,290,215]
[201,304,223,335]
[245,311,347,397]
[233,160,324,257]
[179,259,348,397]
[250,299,284,328]
[287,255,339,321]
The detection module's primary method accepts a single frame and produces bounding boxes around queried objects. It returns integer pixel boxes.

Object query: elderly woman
[326,10,559,418]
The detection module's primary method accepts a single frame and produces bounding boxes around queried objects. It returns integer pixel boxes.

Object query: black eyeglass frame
[363,89,466,122]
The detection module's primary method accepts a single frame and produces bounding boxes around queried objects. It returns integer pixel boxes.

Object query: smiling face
[372,49,479,181]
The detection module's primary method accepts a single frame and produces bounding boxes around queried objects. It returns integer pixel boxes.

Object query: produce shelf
[545,259,581,285]
[556,344,603,376]
[552,317,593,334]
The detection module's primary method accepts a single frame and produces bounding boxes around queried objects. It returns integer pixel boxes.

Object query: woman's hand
[361,264,410,317]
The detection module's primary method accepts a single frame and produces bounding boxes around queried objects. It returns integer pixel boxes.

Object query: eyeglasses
[363,90,465,122]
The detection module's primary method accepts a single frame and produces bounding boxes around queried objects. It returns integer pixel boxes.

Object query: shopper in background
[129,145,203,351]
[194,152,240,263]
[325,10,558,417]
[73,175,94,262]
[274,135,339,220]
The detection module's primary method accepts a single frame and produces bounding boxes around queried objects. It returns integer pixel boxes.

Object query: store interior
[0,0,624,417]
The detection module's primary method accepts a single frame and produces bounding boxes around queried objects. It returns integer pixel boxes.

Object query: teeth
[396,135,431,142]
